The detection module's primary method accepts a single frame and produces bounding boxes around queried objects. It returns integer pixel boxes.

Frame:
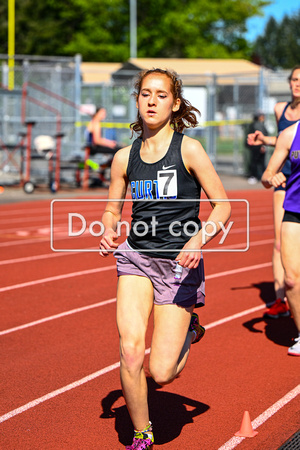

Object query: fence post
[75,54,82,153]
[206,74,217,166]
[258,68,265,111]
[83,145,90,191]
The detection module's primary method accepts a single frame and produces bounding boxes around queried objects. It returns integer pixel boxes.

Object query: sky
[246,0,300,42]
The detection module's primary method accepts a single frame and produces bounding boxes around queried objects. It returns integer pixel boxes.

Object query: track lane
[1,295,299,449]
[1,188,299,449]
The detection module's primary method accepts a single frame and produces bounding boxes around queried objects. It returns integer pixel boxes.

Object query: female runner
[100,68,231,449]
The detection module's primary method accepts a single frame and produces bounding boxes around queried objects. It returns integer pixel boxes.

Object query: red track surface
[0,188,299,449]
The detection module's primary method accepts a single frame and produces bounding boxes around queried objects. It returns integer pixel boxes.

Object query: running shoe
[126,423,154,449]
[189,312,205,344]
[125,437,153,449]
[288,337,300,356]
[247,177,258,185]
[264,299,290,319]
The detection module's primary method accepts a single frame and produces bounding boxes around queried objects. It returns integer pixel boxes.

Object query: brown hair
[288,65,300,82]
[288,65,300,110]
[130,68,200,136]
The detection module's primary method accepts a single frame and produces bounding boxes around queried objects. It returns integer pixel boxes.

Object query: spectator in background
[86,106,119,155]
[83,106,121,187]
[245,111,269,184]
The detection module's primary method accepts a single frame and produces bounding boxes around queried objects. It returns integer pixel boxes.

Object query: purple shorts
[114,240,205,308]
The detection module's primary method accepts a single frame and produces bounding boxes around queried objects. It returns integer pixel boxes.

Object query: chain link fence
[0,54,292,188]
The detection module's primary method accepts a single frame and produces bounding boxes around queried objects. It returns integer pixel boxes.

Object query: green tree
[0,0,129,61]
[253,10,300,69]
[137,0,270,59]
[0,0,270,62]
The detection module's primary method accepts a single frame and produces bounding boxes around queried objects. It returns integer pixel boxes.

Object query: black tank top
[277,102,297,133]
[126,131,202,259]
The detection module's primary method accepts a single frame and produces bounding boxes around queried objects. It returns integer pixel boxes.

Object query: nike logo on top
[162,164,176,170]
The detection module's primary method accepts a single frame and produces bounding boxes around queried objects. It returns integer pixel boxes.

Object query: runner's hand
[99,229,119,256]
[267,172,286,189]
[175,236,202,269]
[247,130,265,146]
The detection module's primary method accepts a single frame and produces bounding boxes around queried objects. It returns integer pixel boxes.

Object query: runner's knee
[149,361,176,386]
[120,337,145,372]
[284,271,297,291]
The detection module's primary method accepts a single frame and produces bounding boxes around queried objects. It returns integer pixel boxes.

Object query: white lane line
[0,302,281,424]
[0,223,274,249]
[0,238,274,267]
[0,197,110,217]
[0,206,132,233]
[0,262,272,335]
[0,265,116,293]
[0,237,49,247]
[217,238,273,250]
[218,384,300,450]
[0,298,117,336]
[0,201,272,219]
[0,203,107,224]
[0,361,122,424]
[206,262,272,280]
[0,261,272,295]
[0,209,269,231]
[0,251,80,266]
[205,304,266,330]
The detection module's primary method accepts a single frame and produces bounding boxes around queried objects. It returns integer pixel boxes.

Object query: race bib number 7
[157,169,177,198]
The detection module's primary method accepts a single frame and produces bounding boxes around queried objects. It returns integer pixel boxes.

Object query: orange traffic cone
[235,411,258,437]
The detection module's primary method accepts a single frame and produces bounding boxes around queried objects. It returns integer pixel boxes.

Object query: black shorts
[283,210,300,224]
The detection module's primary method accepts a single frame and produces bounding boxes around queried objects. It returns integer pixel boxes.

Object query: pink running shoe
[126,422,154,449]
[189,312,205,344]
[125,437,153,449]
[264,299,290,319]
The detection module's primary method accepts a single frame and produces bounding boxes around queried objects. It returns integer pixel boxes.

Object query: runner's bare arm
[99,146,130,256]
[261,124,294,189]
